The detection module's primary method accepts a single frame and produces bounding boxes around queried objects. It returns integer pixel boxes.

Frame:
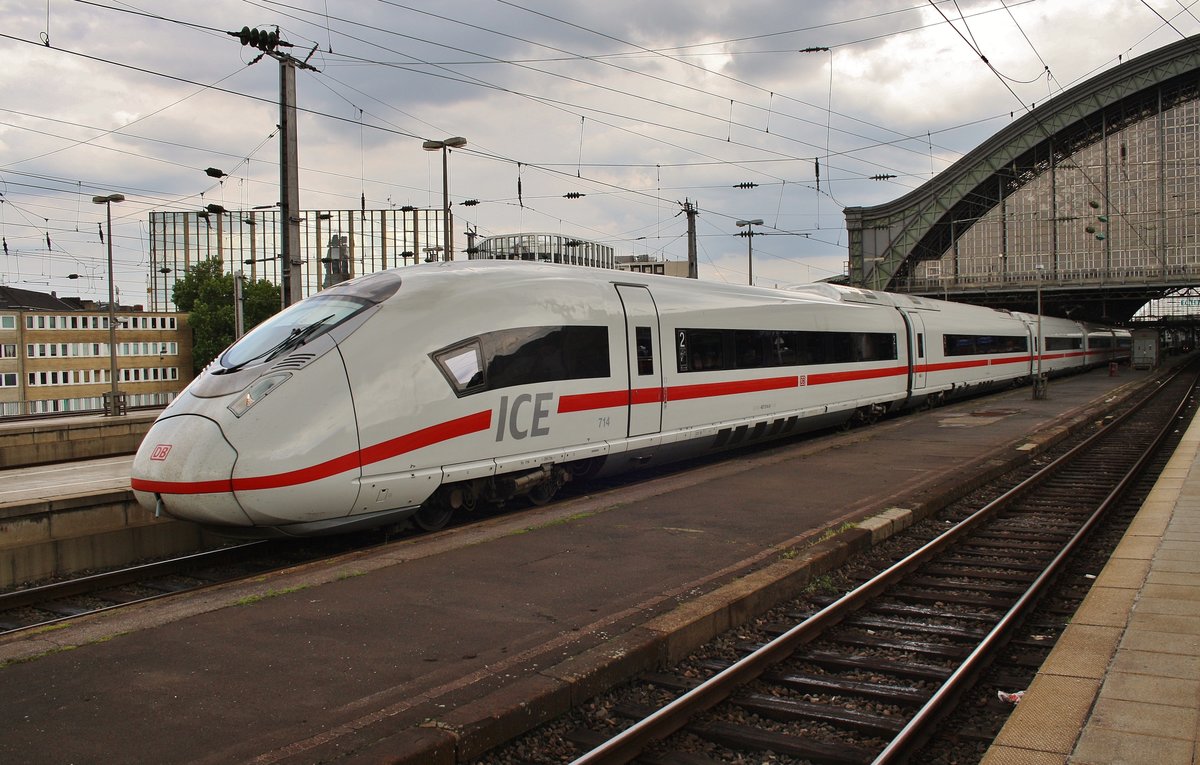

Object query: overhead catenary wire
[0,0,1194,296]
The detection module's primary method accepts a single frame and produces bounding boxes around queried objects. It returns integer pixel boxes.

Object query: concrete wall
[0,490,219,588]
[0,412,157,468]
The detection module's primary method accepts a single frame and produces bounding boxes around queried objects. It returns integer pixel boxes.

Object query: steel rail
[0,541,268,635]
[569,365,1192,765]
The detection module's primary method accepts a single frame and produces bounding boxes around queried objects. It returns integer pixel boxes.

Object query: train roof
[782,282,945,311]
[343,261,1050,319]
[368,260,857,307]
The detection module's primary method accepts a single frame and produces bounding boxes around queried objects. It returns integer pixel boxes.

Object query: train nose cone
[131,415,253,526]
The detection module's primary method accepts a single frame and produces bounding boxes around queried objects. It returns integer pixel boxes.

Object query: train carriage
[1013,312,1088,377]
[1084,325,1133,367]
[652,281,910,452]
[131,261,1115,537]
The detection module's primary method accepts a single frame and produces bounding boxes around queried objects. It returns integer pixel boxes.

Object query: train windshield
[218,271,403,372]
[218,295,371,372]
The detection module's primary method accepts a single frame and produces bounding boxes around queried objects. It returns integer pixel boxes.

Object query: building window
[0,316,14,329]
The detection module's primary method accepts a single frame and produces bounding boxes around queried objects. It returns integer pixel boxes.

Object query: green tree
[172,259,281,373]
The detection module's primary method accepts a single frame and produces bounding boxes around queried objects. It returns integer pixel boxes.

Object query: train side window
[1047,337,1082,350]
[433,341,485,394]
[678,329,725,371]
[943,333,1028,356]
[433,325,610,396]
[635,326,654,375]
[917,333,924,358]
[678,328,895,372]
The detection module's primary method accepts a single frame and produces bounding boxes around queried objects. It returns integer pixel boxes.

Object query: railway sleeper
[1019,497,1109,512]
[978,524,1076,538]
[808,599,1000,625]
[689,719,876,765]
[845,614,989,641]
[999,648,1055,669]
[561,728,612,757]
[640,671,699,694]
[830,631,972,660]
[141,576,201,593]
[697,660,930,707]
[635,750,731,765]
[93,588,155,604]
[944,722,1010,744]
[889,587,1016,609]
[36,601,93,617]
[973,529,1074,544]
[796,650,953,681]
[902,576,1031,597]
[937,554,1048,573]
[920,564,1039,583]
[1027,491,1108,503]
[960,537,1062,553]
[733,691,907,736]
[762,615,985,642]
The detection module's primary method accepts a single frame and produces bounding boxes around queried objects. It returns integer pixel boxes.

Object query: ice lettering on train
[495,392,554,441]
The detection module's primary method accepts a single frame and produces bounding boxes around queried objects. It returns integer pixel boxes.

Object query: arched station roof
[846,35,1200,323]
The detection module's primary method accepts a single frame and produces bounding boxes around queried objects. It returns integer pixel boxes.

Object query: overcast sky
[1,0,1197,305]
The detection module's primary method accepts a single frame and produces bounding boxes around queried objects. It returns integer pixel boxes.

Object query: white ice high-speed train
[130,261,1130,537]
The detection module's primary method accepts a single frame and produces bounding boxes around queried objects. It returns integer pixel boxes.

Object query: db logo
[150,444,173,461]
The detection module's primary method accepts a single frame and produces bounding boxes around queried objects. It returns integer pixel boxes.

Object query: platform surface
[0,368,1174,764]
[0,455,133,506]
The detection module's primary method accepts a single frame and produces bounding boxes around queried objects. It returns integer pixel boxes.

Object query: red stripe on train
[132,410,492,495]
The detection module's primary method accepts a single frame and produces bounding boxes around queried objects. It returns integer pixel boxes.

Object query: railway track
[0,538,368,636]
[558,363,1198,765]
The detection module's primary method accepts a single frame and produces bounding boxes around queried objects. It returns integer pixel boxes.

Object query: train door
[904,311,927,391]
[615,284,663,437]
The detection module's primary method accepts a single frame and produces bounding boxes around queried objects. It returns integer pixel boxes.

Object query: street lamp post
[736,219,763,286]
[93,193,125,416]
[422,137,466,260]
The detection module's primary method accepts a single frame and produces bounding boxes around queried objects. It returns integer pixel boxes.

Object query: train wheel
[568,456,605,479]
[527,481,558,506]
[459,486,479,513]
[413,503,453,531]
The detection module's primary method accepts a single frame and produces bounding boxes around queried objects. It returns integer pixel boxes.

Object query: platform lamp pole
[1034,264,1047,400]
[422,137,466,260]
[93,193,125,416]
[736,219,763,286]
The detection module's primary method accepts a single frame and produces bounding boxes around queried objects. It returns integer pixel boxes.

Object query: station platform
[0,408,157,468]
[0,367,1187,765]
[982,392,1200,764]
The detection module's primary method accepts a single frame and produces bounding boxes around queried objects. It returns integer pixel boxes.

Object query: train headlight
[228,372,292,417]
